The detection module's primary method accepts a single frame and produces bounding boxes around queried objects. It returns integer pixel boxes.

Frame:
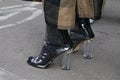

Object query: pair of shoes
[27,18,95,69]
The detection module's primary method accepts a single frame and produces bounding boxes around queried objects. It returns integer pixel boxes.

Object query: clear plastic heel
[61,50,72,70]
[83,39,93,59]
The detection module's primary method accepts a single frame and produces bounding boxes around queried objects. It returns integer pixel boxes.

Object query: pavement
[0,0,120,80]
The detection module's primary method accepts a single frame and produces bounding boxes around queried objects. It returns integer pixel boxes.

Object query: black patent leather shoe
[27,44,70,68]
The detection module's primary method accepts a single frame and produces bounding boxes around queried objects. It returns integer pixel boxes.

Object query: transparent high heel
[61,39,94,70]
[62,49,72,70]
[83,39,93,59]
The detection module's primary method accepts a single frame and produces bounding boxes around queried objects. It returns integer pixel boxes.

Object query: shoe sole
[72,39,94,54]
[72,41,84,53]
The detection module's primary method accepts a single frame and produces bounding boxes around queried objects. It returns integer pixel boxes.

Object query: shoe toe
[27,56,36,66]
